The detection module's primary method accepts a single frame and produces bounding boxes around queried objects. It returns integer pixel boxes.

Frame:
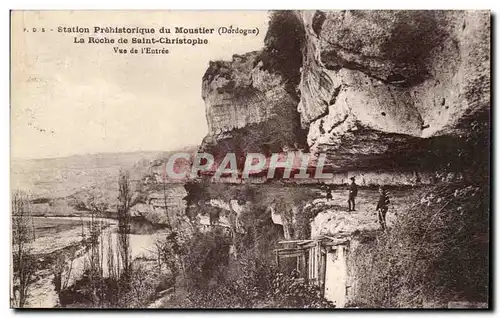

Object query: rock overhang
[198,10,490,174]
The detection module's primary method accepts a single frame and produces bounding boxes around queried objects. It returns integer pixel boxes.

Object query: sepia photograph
[9,9,490,309]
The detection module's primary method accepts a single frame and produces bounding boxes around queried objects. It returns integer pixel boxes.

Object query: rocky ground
[309,187,420,237]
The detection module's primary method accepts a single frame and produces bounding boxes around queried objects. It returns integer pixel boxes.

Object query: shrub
[183,229,232,293]
[259,10,305,95]
[11,191,36,308]
[177,228,333,308]
[267,272,335,308]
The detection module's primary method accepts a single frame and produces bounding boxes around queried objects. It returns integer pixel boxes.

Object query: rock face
[298,10,490,170]
[200,10,490,174]
[190,10,491,242]
[200,12,308,163]
[187,13,490,305]
[202,52,293,136]
[201,51,306,159]
[190,10,490,245]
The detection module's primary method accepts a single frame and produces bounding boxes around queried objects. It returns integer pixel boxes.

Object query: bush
[259,10,305,95]
[183,229,232,293]
[267,272,335,308]
[177,228,333,308]
[60,261,171,308]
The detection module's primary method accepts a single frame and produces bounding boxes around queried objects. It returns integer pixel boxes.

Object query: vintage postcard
[10,10,490,309]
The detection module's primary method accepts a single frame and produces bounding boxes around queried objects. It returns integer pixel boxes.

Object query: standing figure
[326,185,333,201]
[376,186,390,230]
[347,176,358,211]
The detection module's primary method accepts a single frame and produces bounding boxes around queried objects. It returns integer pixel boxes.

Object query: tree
[52,255,74,306]
[11,190,36,308]
[83,212,105,306]
[79,188,109,307]
[117,170,132,279]
[87,191,109,216]
[161,166,172,228]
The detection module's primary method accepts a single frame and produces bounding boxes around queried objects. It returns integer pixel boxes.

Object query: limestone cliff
[201,51,306,159]
[298,10,490,171]
[190,10,490,244]
[200,10,490,175]
[200,12,308,162]
[181,12,490,306]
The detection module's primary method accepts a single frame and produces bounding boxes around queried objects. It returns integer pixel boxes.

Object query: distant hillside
[11,146,199,201]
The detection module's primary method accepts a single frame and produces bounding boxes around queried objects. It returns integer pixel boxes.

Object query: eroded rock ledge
[298,10,490,171]
[200,10,490,175]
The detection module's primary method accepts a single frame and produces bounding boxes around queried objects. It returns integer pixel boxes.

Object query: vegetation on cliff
[350,181,489,308]
[258,11,305,96]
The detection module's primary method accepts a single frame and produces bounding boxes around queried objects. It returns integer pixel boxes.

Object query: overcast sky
[11,11,269,159]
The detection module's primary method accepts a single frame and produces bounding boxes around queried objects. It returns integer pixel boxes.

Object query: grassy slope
[348,181,489,308]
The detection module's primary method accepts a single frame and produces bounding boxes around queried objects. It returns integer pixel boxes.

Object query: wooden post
[316,241,321,284]
[275,250,280,269]
[308,247,312,281]
[319,248,327,296]
[300,251,306,279]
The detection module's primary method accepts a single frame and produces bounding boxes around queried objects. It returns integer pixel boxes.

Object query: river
[22,216,166,308]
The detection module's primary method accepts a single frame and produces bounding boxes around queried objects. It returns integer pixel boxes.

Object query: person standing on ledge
[326,184,333,201]
[347,176,358,211]
[376,186,391,231]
